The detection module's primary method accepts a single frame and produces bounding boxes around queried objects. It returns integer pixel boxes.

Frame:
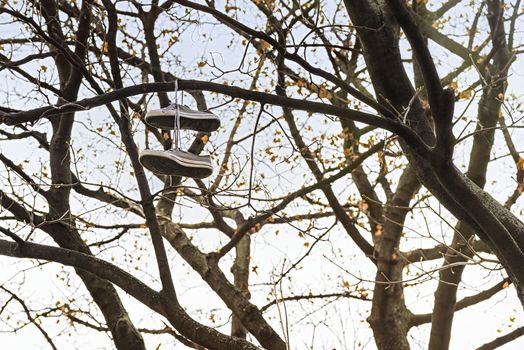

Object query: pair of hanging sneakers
[139,105,220,179]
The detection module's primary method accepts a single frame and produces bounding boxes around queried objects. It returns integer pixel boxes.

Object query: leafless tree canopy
[1,0,524,349]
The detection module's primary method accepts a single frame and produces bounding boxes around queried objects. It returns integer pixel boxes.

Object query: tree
[0,0,523,349]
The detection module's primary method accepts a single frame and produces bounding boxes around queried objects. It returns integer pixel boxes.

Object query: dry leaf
[517,158,524,171]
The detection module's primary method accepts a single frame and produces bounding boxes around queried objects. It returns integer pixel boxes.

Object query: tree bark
[34,0,146,347]
[428,2,513,348]
[368,166,420,350]
[344,0,524,308]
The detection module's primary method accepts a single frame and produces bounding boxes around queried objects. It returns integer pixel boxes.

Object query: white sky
[1,1,524,349]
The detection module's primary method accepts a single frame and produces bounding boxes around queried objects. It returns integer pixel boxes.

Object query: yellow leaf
[338,128,350,140]
[225,4,240,11]
[358,288,369,298]
[318,88,332,99]
[517,158,524,171]
[201,134,209,144]
[168,36,178,45]
[102,41,109,54]
[259,40,271,52]
[502,281,510,289]
[458,89,473,100]
[296,79,307,88]
[358,200,369,212]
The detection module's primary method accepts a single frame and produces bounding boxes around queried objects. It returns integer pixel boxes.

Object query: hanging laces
[173,80,181,150]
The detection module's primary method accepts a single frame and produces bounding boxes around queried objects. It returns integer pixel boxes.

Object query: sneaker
[145,105,221,132]
[139,149,213,178]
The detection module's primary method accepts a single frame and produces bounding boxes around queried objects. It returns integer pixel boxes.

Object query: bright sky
[1,1,524,349]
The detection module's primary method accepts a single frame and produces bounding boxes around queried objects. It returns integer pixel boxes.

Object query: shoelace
[172,80,181,150]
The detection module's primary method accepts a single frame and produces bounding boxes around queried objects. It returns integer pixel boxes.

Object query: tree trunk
[344,0,524,310]
[368,166,419,350]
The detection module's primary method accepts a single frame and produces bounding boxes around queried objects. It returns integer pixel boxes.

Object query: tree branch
[476,326,524,350]
[410,278,512,327]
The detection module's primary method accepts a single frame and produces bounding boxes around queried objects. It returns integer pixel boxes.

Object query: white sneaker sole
[139,149,213,178]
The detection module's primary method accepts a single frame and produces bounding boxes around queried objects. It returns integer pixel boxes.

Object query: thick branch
[0,239,160,307]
